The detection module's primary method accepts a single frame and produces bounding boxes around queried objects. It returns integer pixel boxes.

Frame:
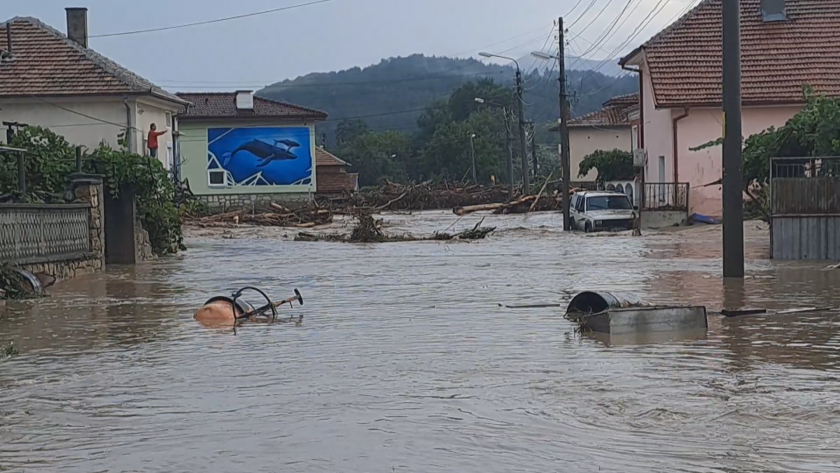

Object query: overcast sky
[6,0,698,91]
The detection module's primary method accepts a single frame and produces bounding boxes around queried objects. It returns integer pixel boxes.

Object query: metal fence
[0,204,91,264]
[771,157,840,260]
[642,183,690,211]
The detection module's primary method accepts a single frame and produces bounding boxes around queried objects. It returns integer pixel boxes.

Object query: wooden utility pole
[529,121,539,178]
[504,109,515,200]
[515,71,530,193]
[558,17,572,231]
[722,0,744,278]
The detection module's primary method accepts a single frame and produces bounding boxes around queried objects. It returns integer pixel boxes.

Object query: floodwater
[2,211,839,473]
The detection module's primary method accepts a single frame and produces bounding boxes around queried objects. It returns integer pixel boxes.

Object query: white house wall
[569,127,632,181]
[641,61,676,185]
[0,95,181,169]
[0,96,129,151]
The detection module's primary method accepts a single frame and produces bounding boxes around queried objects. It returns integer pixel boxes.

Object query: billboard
[207,126,313,187]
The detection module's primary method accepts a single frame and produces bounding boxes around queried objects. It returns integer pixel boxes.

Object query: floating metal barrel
[566,291,643,315]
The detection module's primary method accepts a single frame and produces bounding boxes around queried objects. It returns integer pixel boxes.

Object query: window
[165,112,173,129]
[208,169,228,187]
[576,196,585,212]
[586,195,633,211]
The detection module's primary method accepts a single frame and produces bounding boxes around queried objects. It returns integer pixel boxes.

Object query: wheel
[584,221,593,233]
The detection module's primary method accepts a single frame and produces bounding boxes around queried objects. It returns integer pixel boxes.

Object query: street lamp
[475,96,514,199]
[531,50,572,231]
[479,51,530,193]
[530,51,556,61]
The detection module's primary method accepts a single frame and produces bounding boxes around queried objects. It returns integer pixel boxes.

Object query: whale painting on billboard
[207,127,313,187]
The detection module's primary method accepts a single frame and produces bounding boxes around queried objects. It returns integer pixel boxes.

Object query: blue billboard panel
[207,127,313,187]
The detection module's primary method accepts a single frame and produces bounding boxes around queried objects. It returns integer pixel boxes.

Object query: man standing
[147,123,168,159]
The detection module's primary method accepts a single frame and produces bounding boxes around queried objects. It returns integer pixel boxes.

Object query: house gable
[621,0,840,107]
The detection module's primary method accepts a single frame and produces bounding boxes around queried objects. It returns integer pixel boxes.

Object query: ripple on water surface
[1,213,839,472]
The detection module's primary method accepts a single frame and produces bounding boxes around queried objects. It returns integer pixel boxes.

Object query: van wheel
[584,222,593,233]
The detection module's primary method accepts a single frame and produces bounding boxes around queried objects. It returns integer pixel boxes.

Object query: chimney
[761,0,787,22]
[236,90,254,110]
[66,7,89,48]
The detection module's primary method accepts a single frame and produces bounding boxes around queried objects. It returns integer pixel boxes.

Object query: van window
[586,195,633,211]
[576,196,585,212]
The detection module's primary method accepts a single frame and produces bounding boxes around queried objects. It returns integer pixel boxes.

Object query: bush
[88,142,184,255]
[2,126,184,256]
[3,127,76,199]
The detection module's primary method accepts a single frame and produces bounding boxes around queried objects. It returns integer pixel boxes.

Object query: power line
[567,0,600,30]
[569,0,618,43]
[573,0,641,59]
[90,0,333,38]
[586,0,672,76]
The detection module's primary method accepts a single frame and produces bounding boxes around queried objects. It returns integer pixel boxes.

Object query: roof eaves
[9,16,186,106]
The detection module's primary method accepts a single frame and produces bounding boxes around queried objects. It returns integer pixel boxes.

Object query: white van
[569,191,637,233]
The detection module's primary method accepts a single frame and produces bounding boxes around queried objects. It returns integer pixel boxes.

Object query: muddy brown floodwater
[2,211,840,473]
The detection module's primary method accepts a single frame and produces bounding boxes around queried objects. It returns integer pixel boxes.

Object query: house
[0,9,188,169]
[176,91,337,211]
[564,92,639,183]
[315,147,359,197]
[619,0,840,217]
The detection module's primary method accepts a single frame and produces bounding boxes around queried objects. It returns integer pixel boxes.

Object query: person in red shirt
[147,123,168,159]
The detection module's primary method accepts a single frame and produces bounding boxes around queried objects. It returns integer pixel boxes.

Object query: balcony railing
[642,183,689,212]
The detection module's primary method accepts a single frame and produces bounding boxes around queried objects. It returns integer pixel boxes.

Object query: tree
[335,119,370,147]
[338,130,412,187]
[447,79,512,122]
[578,149,634,185]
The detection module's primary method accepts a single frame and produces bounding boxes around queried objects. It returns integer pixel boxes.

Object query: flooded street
[2,212,839,473]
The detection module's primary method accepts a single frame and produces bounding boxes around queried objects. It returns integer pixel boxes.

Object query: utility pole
[504,110,515,200]
[558,17,572,232]
[515,70,530,193]
[469,133,477,183]
[722,0,744,278]
[529,121,539,178]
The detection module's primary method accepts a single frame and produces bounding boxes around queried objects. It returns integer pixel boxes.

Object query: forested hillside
[258,54,636,146]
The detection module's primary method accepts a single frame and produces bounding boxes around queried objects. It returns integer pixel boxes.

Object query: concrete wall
[0,96,181,169]
[642,210,689,229]
[179,119,316,210]
[569,127,632,181]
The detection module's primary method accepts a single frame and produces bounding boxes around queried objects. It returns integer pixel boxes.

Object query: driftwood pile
[184,203,332,228]
[296,212,496,243]
[346,181,515,211]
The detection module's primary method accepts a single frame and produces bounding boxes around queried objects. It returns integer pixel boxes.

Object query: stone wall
[199,193,312,213]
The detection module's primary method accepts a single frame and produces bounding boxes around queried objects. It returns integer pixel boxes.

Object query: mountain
[258,54,637,145]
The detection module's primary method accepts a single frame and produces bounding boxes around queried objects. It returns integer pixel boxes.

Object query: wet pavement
[1,212,839,473]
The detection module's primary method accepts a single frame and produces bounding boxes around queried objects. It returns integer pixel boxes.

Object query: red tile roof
[315,147,349,167]
[176,92,327,120]
[0,17,186,104]
[621,0,840,107]
[566,93,639,128]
